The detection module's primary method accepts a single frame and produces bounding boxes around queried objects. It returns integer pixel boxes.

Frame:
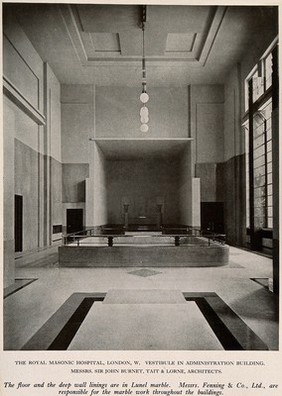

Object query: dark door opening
[201,202,224,233]
[15,194,23,252]
[67,209,83,234]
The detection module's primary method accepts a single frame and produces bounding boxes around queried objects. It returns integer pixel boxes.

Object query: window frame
[243,37,277,244]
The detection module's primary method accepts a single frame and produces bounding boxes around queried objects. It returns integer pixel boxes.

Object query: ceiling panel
[166,33,196,52]
[57,5,226,63]
[91,33,120,52]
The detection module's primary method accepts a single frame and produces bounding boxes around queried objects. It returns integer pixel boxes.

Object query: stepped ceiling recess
[8,4,277,86]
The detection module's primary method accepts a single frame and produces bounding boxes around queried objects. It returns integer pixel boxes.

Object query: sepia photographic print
[1,1,281,395]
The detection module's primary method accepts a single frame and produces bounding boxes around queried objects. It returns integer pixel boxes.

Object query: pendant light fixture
[140,5,149,132]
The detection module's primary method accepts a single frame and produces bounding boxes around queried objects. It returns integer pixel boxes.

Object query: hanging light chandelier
[140,5,149,133]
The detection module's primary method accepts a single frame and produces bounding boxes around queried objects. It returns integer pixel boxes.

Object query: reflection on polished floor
[4,246,278,351]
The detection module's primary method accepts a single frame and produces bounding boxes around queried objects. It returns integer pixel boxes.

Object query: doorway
[66,209,83,234]
[201,202,224,233]
[15,194,23,252]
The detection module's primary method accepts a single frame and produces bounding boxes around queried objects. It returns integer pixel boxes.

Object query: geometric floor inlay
[127,268,162,277]
[250,277,269,290]
[19,290,269,351]
[4,278,37,299]
[68,301,224,350]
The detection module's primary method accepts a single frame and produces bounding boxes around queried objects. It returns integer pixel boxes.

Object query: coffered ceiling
[6,3,278,86]
[60,5,225,65]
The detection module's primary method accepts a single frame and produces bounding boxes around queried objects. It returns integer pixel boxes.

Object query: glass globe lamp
[140,92,149,103]
[140,123,149,133]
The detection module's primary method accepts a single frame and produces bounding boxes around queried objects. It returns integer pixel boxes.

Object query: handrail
[62,227,226,247]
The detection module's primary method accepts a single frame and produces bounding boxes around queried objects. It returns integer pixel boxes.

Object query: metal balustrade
[62,227,226,248]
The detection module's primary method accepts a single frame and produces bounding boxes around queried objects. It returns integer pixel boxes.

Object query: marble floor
[4,246,279,350]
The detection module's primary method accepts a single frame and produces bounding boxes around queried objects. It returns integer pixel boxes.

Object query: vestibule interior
[2,4,279,293]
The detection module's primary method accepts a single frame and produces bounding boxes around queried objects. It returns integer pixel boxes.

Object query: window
[244,38,277,236]
[245,41,276,111]
[253,99,272,229]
